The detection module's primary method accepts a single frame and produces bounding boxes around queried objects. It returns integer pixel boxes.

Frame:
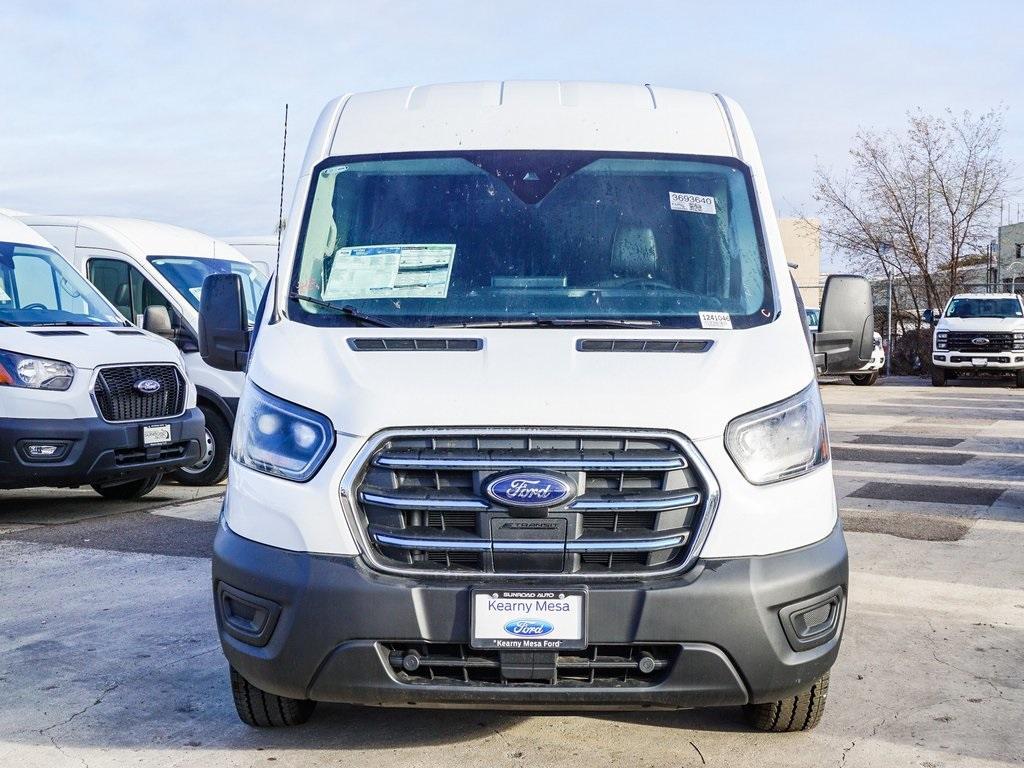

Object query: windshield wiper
[0,319,18,327]
[289,293,397,328]
[440,318,662,328]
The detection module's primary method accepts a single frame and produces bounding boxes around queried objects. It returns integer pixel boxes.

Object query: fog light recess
[779,586,845,651]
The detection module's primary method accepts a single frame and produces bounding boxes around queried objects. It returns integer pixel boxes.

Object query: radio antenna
[272,102,288,319]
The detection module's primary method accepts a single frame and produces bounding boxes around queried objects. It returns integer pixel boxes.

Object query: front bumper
[933,352,1024,370]
[213,521,849,710]
[0,408,204,489]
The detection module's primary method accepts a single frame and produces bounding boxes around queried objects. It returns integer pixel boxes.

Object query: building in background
[780,217,822,307]
[997,222,1024,292]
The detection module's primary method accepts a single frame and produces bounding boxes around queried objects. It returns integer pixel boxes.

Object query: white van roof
[16,215,248,263]
[323,81,743,157]
[0,211,55,249]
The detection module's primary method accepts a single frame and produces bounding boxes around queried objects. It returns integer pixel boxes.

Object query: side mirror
[142,305,174,340]
[199,274,249,372]
[923,308,935,326]
[813,275,874,375]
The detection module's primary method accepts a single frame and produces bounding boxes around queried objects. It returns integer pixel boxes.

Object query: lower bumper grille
[351,430,712,577]
[385,643,677,686]
[114,441,189,465]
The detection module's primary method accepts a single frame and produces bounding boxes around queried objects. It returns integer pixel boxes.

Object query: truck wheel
[1016,370,1024,389]
[171,407,230,486]
[745,671,830,732]
[91,474,163,500]
[850,372,878,386]
[230,667,316,727]
[931,367,947,387]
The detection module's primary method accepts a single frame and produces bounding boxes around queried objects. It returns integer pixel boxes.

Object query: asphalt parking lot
[1,376,1022,767]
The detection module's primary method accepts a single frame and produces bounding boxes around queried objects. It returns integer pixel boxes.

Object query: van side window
[88,258,176,326]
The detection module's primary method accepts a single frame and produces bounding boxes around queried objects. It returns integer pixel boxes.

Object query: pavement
[0,376,1022,767]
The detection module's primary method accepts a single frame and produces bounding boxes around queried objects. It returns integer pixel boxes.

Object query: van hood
[0,326,182,369]
[246,317,816,441]
[938,317,1024,332]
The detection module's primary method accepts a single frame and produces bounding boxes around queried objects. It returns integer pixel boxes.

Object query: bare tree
[814,108,1011,333]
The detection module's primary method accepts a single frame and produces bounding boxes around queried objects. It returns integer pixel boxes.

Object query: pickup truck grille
[946,332,1014,353]
[351,431,712,577]
[93,365,186,422]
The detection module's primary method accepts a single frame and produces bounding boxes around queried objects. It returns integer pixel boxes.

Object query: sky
[3,1,1024,268]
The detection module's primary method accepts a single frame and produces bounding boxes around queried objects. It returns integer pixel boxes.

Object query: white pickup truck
[929,293,1024,387]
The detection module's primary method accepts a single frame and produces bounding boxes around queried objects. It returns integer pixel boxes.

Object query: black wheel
[850,372,878,386]
[230,667,316,727]
[931,367,947,387]
[745,671,830,732]
[171,406,230,486]
[91,473,163,500]
[1015,370,1024,389]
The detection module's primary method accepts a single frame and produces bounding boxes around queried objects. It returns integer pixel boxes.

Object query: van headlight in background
[231,384,334,482]
[724,383,830,485]
[0,350,75,391]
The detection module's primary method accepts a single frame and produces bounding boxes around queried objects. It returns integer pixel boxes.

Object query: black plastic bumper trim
[0,408,205,489]
[213,520,848,708]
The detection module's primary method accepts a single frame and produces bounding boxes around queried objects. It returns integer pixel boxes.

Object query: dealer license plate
[142,424,172,446]
[471,588,587,650]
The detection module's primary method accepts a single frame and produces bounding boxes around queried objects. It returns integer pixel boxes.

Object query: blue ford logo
[504,619,554,637]
[484,472,576,508]
[134,378,162,395]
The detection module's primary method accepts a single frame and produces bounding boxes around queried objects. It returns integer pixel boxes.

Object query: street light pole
[884,264,893,378]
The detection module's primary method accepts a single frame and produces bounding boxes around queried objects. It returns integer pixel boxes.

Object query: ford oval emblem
[971,337,990,345]
[504,619,554,637]
[134,378,162,395]
[484,472,576,508]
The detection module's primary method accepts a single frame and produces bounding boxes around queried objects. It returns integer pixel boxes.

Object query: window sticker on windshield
[321,244,456,301]
[669,192,717,215]
[699,311,732,330]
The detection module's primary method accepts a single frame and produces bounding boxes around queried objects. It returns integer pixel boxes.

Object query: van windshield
[945,297,1023,319]
[148,256,267,323]
[289,152,774,328]
[0,243,124,327]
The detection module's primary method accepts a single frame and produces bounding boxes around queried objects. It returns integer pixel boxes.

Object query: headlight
[936,330,948,350]
[724,383,830,485]
[231,384,334,481]
[1014,332,1024,350]
[0,350,75,391]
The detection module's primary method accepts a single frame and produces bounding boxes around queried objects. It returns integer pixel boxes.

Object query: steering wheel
[21,303,48,310]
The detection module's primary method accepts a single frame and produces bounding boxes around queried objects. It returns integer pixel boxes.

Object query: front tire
[1015,370,1024,389]
[171,406,230,486]
[745,671,830,732]
[230,667,316,727]
[850,372,878,386]
[91,474,163,500]
[931,367,947,387]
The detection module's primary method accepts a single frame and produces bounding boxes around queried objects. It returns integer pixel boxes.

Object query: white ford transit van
[200,82,874,730]
[19,216,267,484]
[927,293,1024,387]
[0,213,203,498]
[223,236,276,277]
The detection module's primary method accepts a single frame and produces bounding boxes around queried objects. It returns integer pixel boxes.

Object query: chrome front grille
[349,430,713,577]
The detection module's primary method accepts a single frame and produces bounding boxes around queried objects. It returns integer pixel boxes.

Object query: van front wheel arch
[171,404,230,485]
